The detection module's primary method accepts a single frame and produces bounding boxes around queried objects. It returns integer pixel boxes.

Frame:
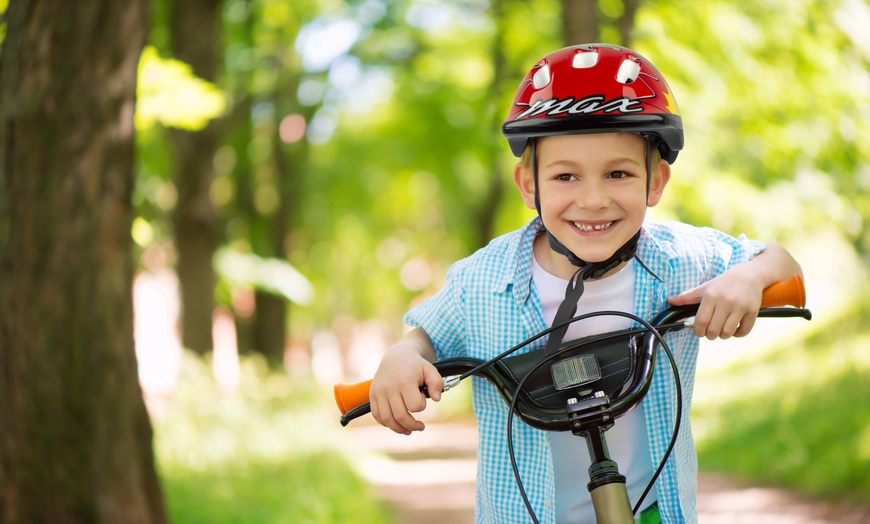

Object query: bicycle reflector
[551,355,602,391]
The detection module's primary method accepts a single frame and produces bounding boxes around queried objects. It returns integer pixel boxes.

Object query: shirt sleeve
[403,261,468,360]
[700,227,767,281]
[650,222,768,297]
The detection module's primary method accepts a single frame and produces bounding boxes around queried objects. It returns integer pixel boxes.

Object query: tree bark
[561,0,599,45]
[170,0,224,353]
[0,1,166,523]
[474,0,510,250]
[250,73,311,365]
[617,0,642,46]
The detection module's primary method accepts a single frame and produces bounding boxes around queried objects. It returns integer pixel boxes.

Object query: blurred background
[3,0,870,522]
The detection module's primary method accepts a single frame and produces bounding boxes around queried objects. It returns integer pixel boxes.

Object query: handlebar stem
[568,392,615,434]
[581,424,613,464]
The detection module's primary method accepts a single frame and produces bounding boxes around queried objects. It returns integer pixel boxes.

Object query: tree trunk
[617,0,643,46]
[249,76,311,365]
[253,292,286,364]
[170,0,224,353]
[562,0,599,45]
[474,0,510,250]
[0,1,166,523]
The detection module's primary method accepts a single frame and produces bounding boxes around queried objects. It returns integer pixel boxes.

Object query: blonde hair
[520,143,533,168]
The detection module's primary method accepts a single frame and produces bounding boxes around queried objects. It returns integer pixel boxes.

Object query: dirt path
[347,421,869,523]
[348,421,477,524]
[695,474,869,524]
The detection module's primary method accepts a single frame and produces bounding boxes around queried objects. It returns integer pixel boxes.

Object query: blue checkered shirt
[404,217,765,523]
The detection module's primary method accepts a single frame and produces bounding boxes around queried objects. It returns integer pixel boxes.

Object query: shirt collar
[493,218,671,301]
[491,217,542,302]
[635,226,669,283]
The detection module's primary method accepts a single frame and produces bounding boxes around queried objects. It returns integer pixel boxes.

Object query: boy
[369,44,802,523]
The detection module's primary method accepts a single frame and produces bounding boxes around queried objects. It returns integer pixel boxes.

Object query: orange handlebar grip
[760,274,806,308]
[334,380,372,415]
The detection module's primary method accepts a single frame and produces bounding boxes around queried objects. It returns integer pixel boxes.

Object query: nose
[575,179,609,210]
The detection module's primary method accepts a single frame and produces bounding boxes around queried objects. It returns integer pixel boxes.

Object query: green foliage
[634,0,870,249]
[215,248,314,305]
[137,46,228,131]
[131,0,870,343]
[292,0,562,326]
[693,301,870,506]
[154,352,392,523]
[162,452,387,524]
[292,0,870,327]
[130,0,870,510]
[0,0,7,52]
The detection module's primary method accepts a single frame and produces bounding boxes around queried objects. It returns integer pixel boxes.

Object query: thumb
[422,364,445,402]
[667,283,706,306]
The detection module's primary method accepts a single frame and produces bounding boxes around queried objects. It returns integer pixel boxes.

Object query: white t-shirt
[532,254,658,523]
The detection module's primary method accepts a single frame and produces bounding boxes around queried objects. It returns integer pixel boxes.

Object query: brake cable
[499,310,683,523]
[450,314,685,385]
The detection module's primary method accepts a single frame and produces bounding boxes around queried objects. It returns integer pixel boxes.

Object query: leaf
[136,46,227,131]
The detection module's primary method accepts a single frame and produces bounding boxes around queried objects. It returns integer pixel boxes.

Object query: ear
[647,160,671,207]
[513,162,537,211]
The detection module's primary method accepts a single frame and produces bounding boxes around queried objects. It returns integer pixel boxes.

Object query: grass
[692,299,870,507]
[152,351,392,524]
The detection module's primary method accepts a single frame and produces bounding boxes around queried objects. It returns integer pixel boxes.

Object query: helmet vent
[617,59,641,84]
[572,51,599,69]
[532,64,551,89]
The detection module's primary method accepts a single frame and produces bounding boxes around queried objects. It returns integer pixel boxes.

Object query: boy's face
[514,133,670,275]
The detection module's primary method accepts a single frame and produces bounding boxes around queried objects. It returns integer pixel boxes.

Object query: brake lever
[420,375,462,397]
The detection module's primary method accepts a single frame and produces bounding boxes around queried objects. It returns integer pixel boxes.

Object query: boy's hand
[667,267,762,340]
[369,330,444,435]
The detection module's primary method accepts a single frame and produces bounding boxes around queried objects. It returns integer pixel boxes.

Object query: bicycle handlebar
[335,274,810,428]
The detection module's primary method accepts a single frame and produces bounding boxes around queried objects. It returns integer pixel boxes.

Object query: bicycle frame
[335,275,811,523]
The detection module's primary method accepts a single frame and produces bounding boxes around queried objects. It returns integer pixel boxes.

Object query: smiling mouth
[573,221,614,232]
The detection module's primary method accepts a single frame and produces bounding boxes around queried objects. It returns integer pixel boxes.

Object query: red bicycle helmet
[502,44,683,163]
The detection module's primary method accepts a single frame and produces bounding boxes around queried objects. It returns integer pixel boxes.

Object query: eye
[608,170,631,179]
[555,173,576,181]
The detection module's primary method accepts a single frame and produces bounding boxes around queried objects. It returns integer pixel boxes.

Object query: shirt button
[545,498,552,508]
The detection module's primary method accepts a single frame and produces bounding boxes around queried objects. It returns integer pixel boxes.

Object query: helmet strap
[541,230,641,356]
[645,139,652,202]
[531,139,542,216]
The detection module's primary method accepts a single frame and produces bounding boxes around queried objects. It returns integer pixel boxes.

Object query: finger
[371,395,410,435]
[401,385,428,413]
[701,306,731,340]
[704,320,721,340]
[706,305,743,340]
[692,300,715,338]
[370,394,380,423]
[733,313,757,338]
[390,397,425,433]
[668,282,709,306]
[668,289,699,306]
[376,390,419,435]
[423,367,445,402]
[717,312,744,340]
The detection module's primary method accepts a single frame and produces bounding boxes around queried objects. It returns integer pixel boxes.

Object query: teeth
[574,221,613,232]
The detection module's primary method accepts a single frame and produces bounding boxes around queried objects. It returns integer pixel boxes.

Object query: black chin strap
[541,229,640,356]
[545,228,640,279]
